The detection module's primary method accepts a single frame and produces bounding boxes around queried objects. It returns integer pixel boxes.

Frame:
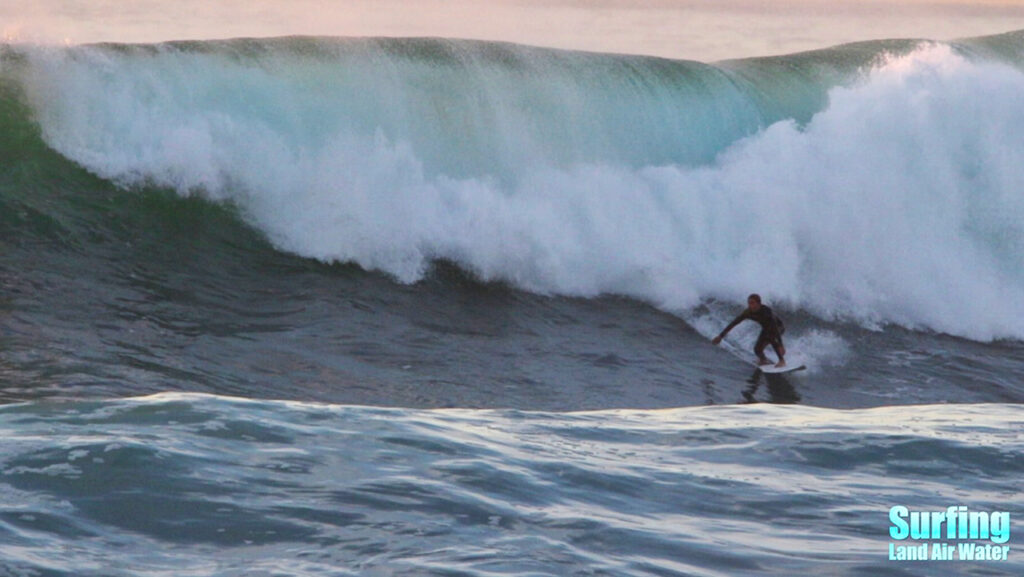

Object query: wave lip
[7,34,1024,341]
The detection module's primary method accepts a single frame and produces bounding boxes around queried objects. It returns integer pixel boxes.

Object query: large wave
[6,33,1024,341]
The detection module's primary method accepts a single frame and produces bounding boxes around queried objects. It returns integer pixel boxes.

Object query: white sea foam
[18,40,1024,341]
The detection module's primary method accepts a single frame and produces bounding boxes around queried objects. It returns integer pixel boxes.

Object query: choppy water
[1,395,1021,576]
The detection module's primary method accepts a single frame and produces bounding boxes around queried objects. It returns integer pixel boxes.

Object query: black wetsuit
[721,306,785,361]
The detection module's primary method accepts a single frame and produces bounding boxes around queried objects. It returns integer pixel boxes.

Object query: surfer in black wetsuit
[712,294,786,368]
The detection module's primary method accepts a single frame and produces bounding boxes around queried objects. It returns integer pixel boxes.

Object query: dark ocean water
[1,31,1023,576]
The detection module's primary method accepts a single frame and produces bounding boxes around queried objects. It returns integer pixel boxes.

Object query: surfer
[712,294,786,368]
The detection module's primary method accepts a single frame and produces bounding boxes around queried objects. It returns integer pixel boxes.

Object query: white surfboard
[754,359,807,374]
[715,337,807,374]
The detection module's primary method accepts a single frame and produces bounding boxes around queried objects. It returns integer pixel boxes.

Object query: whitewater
[7,32,1024,341]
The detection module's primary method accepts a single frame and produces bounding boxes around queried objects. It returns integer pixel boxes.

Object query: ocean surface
[1,30,1023,575]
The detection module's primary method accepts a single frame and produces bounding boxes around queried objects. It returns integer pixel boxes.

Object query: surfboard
[754,360,806,374]
[748,351,807,373]
[707,329,808,374]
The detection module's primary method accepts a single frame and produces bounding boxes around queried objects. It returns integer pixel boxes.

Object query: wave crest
[11,36,1024,341]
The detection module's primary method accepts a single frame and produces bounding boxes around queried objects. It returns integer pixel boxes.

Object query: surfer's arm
[712,312,748,344]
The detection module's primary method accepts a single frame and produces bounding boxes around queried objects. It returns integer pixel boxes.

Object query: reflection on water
[742,368,802,404]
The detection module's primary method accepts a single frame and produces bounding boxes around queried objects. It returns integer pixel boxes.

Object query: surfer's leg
[771,336,786,367]
[754,332,771,365]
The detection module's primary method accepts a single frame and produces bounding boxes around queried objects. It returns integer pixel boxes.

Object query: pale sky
[3,0,1024,61]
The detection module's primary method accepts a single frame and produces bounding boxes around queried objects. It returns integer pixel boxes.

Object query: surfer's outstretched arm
[712,312,748,345]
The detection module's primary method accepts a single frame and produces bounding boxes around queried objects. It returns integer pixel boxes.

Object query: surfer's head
[747,293,762,312]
